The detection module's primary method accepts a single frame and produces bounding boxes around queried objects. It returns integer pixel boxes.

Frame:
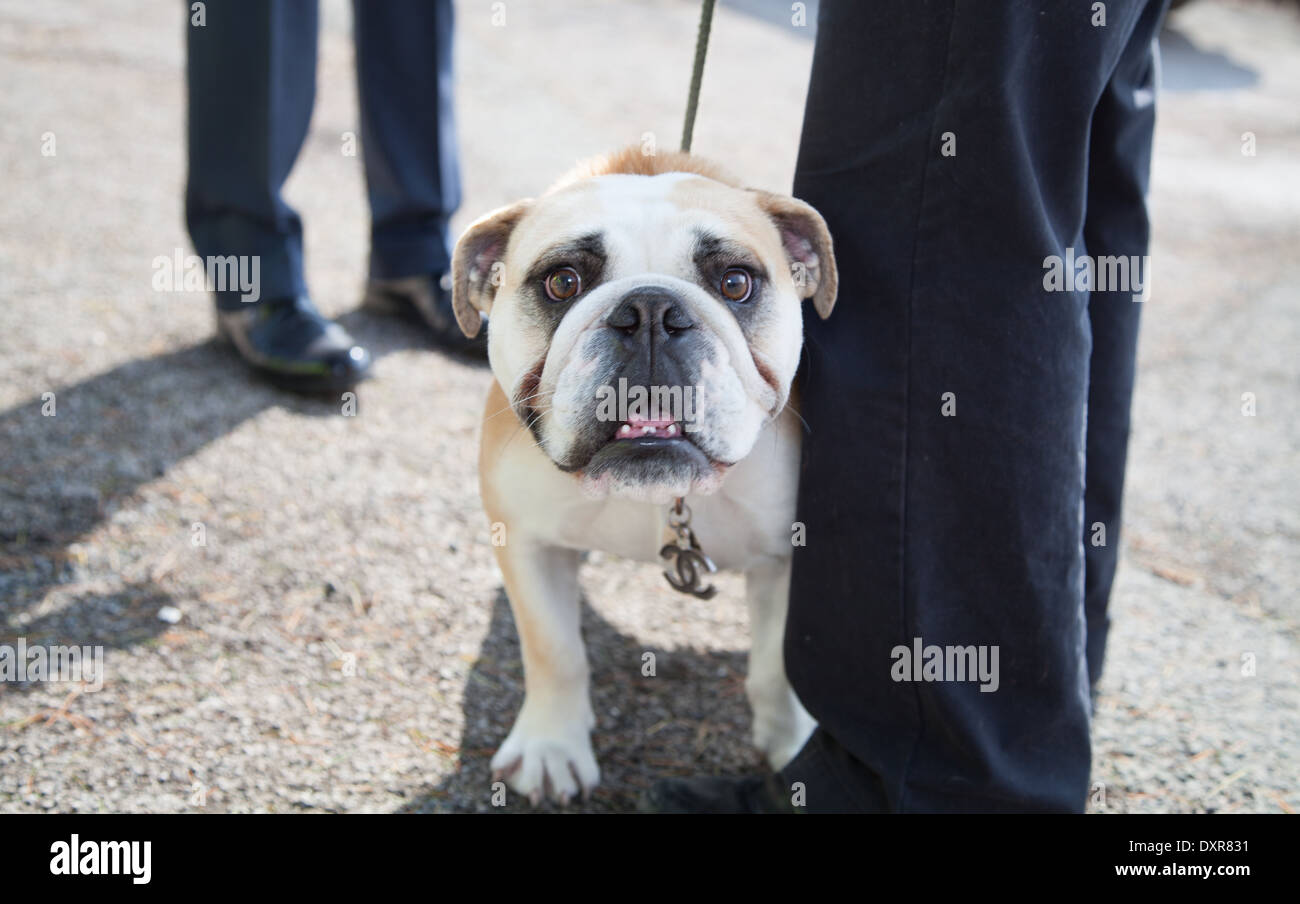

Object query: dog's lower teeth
[615,422,681,438]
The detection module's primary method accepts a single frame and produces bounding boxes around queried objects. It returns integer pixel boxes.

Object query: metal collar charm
[660,498,718,599]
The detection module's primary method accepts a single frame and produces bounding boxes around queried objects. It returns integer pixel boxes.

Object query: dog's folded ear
[752,191,838,320]
[451,199,534,338]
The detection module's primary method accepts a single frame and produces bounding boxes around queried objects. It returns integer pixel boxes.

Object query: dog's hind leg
[745,555,817,771]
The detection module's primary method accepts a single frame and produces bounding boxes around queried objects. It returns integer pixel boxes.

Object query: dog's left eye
[720,268,753,302]
[544,266,582,302]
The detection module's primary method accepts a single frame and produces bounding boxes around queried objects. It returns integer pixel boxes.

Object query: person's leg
[186,1,370,393]
[351,0,477,354]
[352,0,461,282]
[1082,5,1166,688]
[186,0,318,311]
[784,0,1167,812]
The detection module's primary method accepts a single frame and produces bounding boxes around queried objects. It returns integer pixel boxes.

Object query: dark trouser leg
[185,0,318,311]
[785,0,1167,812]
[1083,5,1165,688]
[353,0,461,280]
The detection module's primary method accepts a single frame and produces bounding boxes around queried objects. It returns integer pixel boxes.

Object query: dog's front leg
[489,538,598,804]
[746,556,817,770]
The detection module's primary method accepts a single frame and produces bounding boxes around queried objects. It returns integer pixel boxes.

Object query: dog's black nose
[606,287,695,338]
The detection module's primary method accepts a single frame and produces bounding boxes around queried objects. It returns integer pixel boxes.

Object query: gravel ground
[0,0,1296,813]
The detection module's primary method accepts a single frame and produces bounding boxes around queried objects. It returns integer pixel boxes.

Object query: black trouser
[185,0,460,310]
[785,0,1168,812]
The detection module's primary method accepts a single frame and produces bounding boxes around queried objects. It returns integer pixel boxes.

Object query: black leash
[680,0,716,153]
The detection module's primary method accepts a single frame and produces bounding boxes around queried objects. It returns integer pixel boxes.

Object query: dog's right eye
[544,266,582,302]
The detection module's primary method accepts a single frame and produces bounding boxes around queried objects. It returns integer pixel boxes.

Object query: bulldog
[451,148,837,804]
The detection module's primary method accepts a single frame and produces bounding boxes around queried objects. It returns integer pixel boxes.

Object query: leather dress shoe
[363,273,487,358]
[216,296,372,394]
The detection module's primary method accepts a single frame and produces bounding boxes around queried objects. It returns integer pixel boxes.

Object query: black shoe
[216,296,372,395]
[363,273,487,359]
[638,773,798,814]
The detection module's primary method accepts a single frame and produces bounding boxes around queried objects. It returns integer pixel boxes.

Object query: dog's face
[453,157,837,504]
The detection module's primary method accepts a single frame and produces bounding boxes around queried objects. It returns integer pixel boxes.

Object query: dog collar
[660,497,718,599]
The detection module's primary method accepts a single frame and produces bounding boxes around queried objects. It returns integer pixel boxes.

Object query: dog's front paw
[491,698,599,805]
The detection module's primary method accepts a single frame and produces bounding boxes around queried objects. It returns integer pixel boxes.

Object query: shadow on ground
[0,304,759,808]
[0,307,478,694]
[399,590,761,813]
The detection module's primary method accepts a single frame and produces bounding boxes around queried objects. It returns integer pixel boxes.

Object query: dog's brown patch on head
[550,147,741,191]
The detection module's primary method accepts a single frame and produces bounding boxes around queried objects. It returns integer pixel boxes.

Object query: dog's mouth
[599,413,709,463]
[579,425,722,499]
[534,400,736,500]
[584,408,717,461]
[612,415,683,440]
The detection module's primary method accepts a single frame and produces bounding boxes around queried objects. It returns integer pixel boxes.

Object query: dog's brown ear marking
[752,191,838,320]
[451,199,533,338]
